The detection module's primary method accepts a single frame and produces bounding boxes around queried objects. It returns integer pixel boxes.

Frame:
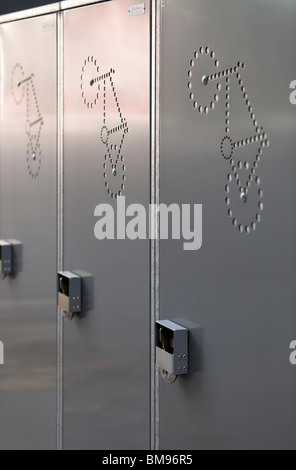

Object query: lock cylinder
[57,271,82,319]
[0,240,12,277]
[156,320,189,383]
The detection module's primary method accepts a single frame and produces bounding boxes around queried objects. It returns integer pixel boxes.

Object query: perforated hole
[221,136,234,160]
[258,202,264,211]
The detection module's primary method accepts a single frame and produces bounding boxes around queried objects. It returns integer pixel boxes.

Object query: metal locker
[63,0,150,449]
[0,15,57,449]
[159,0,296,450]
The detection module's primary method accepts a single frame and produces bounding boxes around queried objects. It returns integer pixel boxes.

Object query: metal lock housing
[0,240,12,275]
[58,271,82,315]
[156,320,189,377]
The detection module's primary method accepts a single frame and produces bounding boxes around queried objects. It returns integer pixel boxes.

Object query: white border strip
[61,0,110,11]
[0,3,61,24]
[0,0,111,24]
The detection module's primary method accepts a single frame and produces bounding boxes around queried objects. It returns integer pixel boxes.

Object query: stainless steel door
[0,15,57,450]
[63,0,150,449]
[159,0,296,450]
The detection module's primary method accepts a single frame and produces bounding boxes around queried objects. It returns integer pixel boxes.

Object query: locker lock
[0,240,12,279]
[58,271,82,320]
[156,320,189,384]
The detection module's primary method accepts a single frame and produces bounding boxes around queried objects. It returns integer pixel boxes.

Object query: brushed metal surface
[159,0,296,450]
[63,0,150,450]
[0,1,108,25]
[0,15,57,450]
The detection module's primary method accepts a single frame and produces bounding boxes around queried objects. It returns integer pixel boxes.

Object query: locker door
[159,0,296,450]
[63,1,150,449]
[0,15,57,450]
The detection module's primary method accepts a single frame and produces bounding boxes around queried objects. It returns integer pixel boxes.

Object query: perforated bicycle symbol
[80,57,129,200]
[11,64,44,179]
[188,46,270,234]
